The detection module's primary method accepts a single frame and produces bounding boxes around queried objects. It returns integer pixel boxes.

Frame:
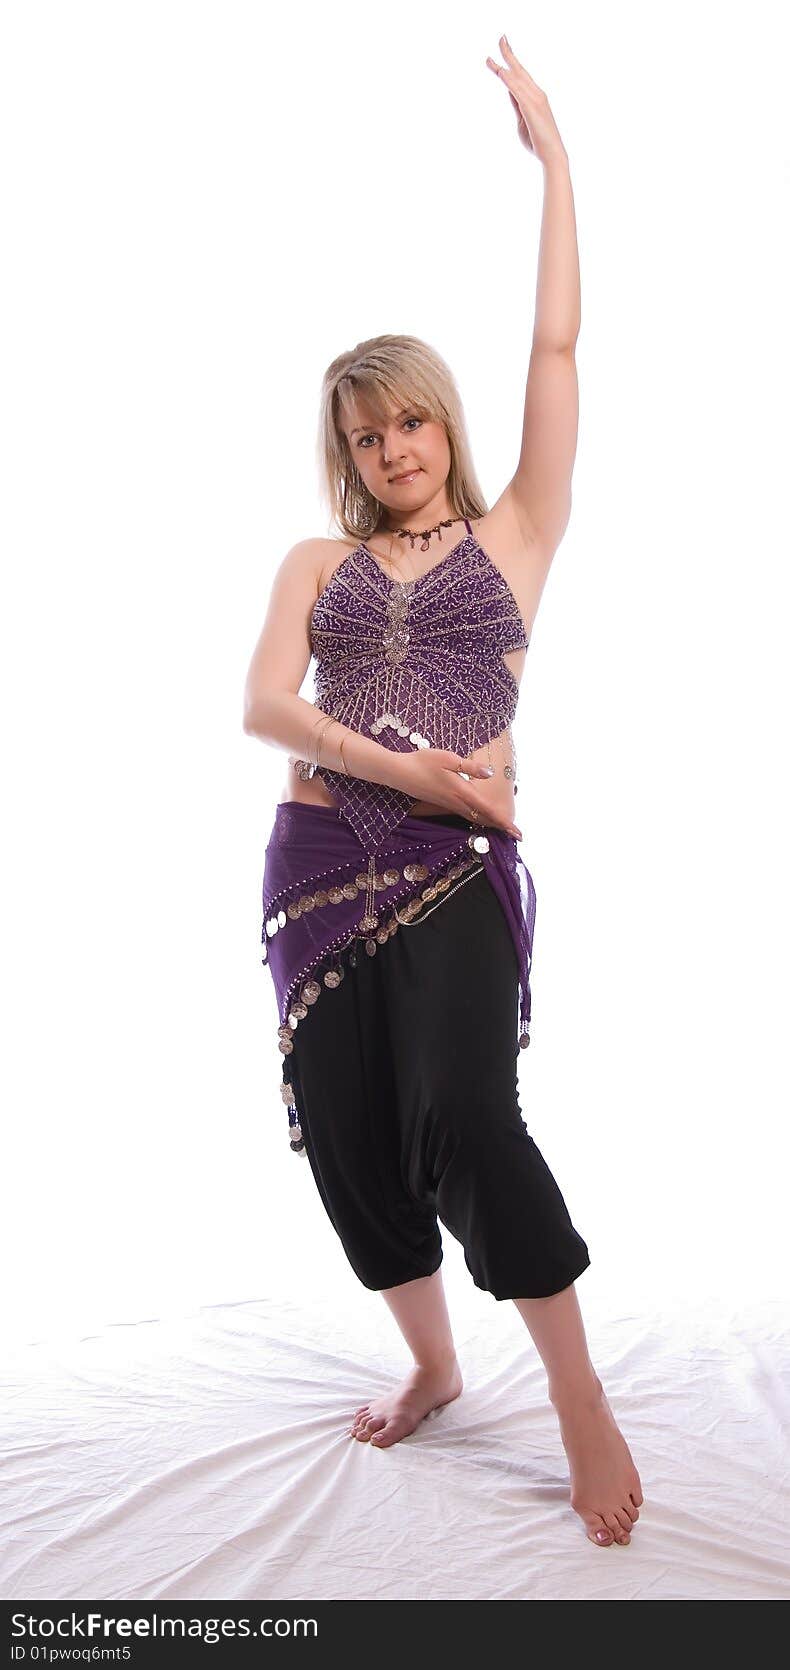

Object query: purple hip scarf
[261,800,537,1154]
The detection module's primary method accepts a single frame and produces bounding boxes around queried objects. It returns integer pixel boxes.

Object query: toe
[587,1516,614,1547]
[370,1419,400,1448]
[603,1512,628,1545]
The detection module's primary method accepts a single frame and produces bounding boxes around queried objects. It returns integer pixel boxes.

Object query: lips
[390,469,420,483]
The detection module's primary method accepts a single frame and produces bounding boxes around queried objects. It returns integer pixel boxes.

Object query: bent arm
[242,540,414,791]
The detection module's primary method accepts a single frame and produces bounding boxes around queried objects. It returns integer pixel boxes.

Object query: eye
[357,417,422,448]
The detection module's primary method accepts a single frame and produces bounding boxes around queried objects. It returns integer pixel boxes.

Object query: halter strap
[463,517,474,537]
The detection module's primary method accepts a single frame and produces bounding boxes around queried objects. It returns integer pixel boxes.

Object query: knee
[429,1090,525,1162]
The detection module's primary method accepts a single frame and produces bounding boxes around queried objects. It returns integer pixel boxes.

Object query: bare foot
[348,1353,463,1448]
[552,1376,644,1548]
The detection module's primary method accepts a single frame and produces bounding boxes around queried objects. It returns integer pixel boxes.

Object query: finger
[457,755,494,776]
[499,35,543,91]
[468,806,522,841]
[496,67,539,103]
[499,34,520,65]
[489,57,545,105]
[487,48,515,84]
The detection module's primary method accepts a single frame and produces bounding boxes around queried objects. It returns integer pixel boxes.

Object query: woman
[243,37,643,1551]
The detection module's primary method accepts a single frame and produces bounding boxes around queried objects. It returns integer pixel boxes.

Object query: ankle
[549,1369,603,1415]
[414,1345,459,1375]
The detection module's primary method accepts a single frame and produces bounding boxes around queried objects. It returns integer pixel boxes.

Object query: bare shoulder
[285,533,361,600]
[273,536,345,602]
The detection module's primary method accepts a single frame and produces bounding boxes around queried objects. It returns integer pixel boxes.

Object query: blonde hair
[316,333,488,541]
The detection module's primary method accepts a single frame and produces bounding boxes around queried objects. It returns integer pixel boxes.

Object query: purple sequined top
[302,517,529,853]
[259,519,538,1156]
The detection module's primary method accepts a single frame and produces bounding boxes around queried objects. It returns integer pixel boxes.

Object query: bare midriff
[279,646,526,825]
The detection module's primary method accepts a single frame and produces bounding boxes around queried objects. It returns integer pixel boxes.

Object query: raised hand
[485,33,567,167]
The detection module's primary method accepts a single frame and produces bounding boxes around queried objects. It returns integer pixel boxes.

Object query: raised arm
[487,39,581,559]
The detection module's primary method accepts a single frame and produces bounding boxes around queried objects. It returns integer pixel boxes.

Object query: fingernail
[482,766,494,776]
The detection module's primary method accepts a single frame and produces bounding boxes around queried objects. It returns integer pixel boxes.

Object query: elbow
[243,687,288,741]
[243,690,273,740]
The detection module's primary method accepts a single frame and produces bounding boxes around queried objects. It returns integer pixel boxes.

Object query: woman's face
[342,396,452,522]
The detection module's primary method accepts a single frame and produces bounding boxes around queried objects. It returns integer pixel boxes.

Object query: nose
[382,426,408,468]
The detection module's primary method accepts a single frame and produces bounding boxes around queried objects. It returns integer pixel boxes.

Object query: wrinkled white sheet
[2,1290,788,1601]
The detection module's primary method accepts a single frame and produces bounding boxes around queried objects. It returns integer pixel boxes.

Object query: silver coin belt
[263,829,496,1153]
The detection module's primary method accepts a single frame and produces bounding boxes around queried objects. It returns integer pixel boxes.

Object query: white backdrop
[2,0,788,1349]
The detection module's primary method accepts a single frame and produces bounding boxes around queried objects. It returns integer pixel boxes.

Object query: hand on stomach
[283,730,520,839]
